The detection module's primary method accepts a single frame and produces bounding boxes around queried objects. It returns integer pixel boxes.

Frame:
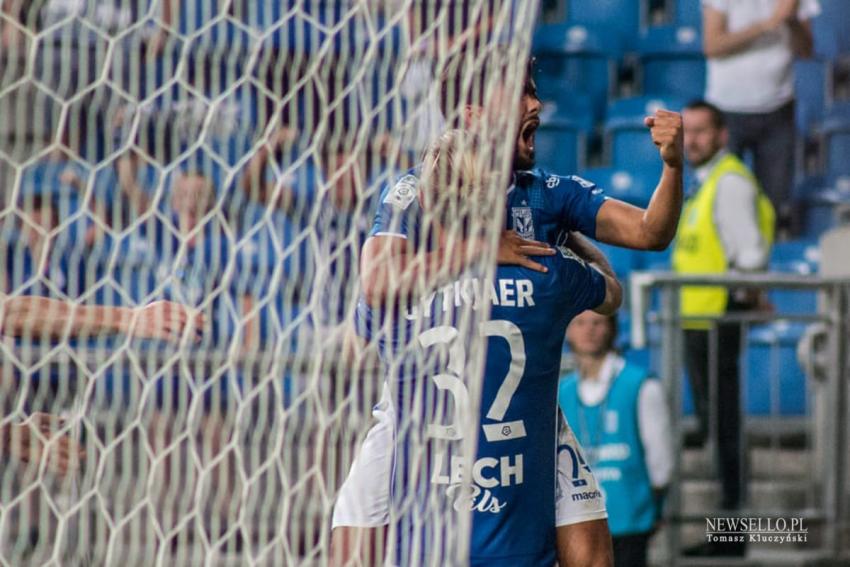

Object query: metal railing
[630,272,850,565]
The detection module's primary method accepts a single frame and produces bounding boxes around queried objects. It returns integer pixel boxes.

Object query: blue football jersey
[382,250,607,566]
[357,168,609,565]
[368,167,607,247]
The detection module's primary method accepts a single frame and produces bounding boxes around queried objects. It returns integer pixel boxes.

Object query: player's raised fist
[644,109,684,169]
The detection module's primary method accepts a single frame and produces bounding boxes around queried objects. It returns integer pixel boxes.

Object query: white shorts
[332,386,607,529]
[331,385,396,528]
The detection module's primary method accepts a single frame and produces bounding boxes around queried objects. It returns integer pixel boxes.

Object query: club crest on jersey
[384,175,418,210]
[511,207,534,240]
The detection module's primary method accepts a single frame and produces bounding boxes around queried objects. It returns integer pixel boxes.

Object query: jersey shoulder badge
[383,174,419,210]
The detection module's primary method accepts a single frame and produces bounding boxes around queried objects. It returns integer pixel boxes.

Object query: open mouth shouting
[519,118,540,152]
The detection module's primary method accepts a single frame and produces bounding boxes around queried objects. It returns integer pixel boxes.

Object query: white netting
[0,1,536,564]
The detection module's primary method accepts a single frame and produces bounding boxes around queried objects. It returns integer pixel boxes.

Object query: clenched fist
[644,109,684,169]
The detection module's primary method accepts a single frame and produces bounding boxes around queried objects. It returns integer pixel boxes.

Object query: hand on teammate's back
[497,230,555,273]
[644,110,684,169]
[128,300,205,343]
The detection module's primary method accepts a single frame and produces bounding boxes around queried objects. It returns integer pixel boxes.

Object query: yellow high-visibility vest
[671,153,775,328]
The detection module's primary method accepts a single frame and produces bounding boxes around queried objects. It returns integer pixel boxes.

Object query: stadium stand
[533,23,623,123]
[823,104,850,176]
[534,122,585,174]
[746,322,809,416]
[812,0,850,59]
[2,0,849,563]
[565,0,643,49]
[794,59,830,134]
[604,95,688,172]
[636,24,705,100]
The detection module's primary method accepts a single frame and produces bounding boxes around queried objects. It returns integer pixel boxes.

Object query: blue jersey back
[471,252,604,565]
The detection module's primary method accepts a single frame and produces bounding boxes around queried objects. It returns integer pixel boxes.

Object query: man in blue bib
[559,311,673,567]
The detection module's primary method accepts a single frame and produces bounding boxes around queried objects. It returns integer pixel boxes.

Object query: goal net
[0,1,537,564]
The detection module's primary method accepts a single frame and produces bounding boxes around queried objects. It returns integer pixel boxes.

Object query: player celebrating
[333,130,621,566]
[334,48,683,566]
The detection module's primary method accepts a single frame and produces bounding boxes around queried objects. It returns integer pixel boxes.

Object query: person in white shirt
[559,310,673,567]
[702,0,820,235]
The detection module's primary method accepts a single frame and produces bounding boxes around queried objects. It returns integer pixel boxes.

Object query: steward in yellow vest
[672,152,775,327]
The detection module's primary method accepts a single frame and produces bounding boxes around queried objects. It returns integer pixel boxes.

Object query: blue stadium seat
[823,106,850,176]
[745,323,808,416]
[675,0,702,27]
[537,84,596,134]
[566,0,643,49]
[812,0,850,59]
[801,174,850,238]
[206,84,276,167]
[533,23,623,123]
[769,238,820,315]
[636,25,705,100]
[605,95,688,172]
[794,59,830,134]
[185,19,254,98]
[534,123,585,175]
[770,238,821,273]
[579,166,657,207]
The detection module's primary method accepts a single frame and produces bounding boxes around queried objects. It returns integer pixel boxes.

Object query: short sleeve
[554,174,608,240]
[370,173,421,239]
[555,248,608,316]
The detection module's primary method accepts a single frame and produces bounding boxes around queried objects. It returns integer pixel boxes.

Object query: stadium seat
[770,238,821,273]
[801,175,850,238]
[537,84,596,134]
[533,123,586,176]
[812,0,850,59]
[579,166,657,207]
[206,84,276,167]
[823,106,850,176]
[185,20,254,98]
[605,95,688,172]
[745,322,808,416]
[636,25,705,100]
[533,23,623,123]
[565,0,643,49]
[675,0,702,27]
[769,238,820,316]
[794,59,830,134]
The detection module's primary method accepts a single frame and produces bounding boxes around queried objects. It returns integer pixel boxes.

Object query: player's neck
[576,353,606,381]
